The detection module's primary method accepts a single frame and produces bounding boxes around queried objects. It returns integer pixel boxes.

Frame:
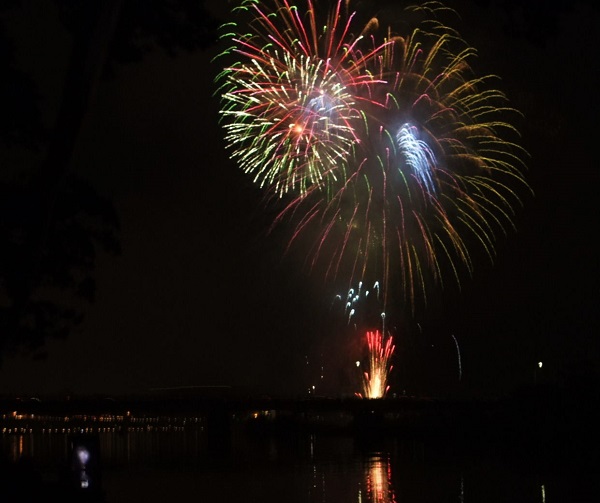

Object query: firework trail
[451,333,462,381]
[216,0,530,314]
[357,330,395,399]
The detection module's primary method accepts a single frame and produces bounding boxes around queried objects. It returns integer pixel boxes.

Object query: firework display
[216,0,529,314]
[357,330,395,399]
[332,280,396,397]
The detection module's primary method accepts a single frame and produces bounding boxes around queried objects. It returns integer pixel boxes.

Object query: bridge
[0,393,532,440]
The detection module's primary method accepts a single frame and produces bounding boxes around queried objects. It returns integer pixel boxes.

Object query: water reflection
[97,430,208,469]
[361,452,396,503]
[0,427,594,502]
[68,434,102,491]
[2,432,70,469]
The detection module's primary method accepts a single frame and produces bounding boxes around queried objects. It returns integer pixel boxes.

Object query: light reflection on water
[1,428,595,503]
[363,453,396,503]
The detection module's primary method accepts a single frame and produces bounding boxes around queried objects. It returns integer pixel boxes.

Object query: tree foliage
[0,0,219,362]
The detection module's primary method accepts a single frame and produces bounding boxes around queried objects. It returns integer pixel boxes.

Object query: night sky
[1,0,598,399]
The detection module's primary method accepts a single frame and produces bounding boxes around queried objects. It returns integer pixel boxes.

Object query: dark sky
[0,0,598,399]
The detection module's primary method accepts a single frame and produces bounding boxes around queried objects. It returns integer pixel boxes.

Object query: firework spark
[333,279,383,327]
[216,0,381,196]
[357,330,395,399]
